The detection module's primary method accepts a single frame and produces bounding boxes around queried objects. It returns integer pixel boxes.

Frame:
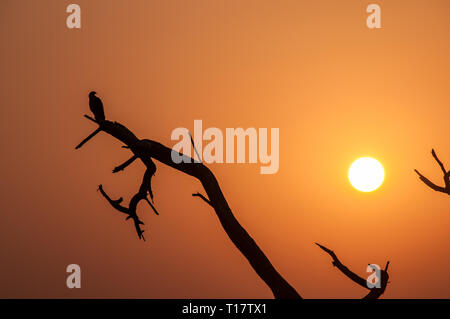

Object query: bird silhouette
[89,91,105,121]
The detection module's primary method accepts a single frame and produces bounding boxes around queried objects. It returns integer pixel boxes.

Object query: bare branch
[316,243,367,289]
[98,184,128,214]
[316,243,390,299]
[75,128,101,149]
[98,184,146,240]
[192,192,212,207]
[188,131,202,163]
[432,149,447,175]
[414,169,446,193]
[113,155,138,173]
[415,149,450,195]
[144,197,159,215]
[84,114,99,124]
[76,113,300,299]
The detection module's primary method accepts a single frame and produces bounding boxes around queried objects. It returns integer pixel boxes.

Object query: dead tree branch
[113,155,138,173]
[316,243,390,299]
[75,108,300,299]
[98,184,147,240]
[192,192,212,207]
[75,128,101,149]
[415,149,450,195]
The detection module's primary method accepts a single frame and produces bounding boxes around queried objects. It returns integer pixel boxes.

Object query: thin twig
[415,149,449,195]
[192,192,212,207]
[188,131,202,163]
[84,114,99,124]
[75,128,101,149]
[432,149,447,175]
[315,242,390,299]
[113,155,138,173]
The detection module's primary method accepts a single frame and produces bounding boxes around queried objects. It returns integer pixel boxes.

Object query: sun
[348,157,385,192]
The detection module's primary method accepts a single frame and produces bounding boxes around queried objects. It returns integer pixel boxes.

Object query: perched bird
[88,91,105,121]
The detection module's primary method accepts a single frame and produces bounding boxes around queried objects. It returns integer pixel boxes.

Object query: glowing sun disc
[348,157,384,192]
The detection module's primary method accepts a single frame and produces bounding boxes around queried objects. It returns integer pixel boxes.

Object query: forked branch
[75,107,300,299]
[98,184,146,240]
[316,243,390,299]
[415,149,450,195]
[192,192,212,207]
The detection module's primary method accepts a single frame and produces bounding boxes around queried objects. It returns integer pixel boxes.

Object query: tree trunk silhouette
[75,113,301,299]
[415,149,450,195]
[315,243,390,299]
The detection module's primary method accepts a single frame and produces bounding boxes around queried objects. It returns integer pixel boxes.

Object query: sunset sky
[1,0,449,298]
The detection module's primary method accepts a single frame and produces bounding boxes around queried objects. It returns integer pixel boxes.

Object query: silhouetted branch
[98,184,127,214]
[188,131,202,163]
[415,149,450,195]
[316,243,366,288]
[113,155,138,173]
[432,149,447,174]
[75,128,101,149]
[84,114,98,124]
[98,184,146,241]
[76,106,300,299]
[316,243,390,299]
[414,170,446,193]
[144,197,159,216]
[192,192,212,206]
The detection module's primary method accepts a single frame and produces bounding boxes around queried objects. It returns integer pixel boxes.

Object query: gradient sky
[1,0,449,298]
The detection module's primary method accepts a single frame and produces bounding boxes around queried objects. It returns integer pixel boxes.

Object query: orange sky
[0,0,449,298]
